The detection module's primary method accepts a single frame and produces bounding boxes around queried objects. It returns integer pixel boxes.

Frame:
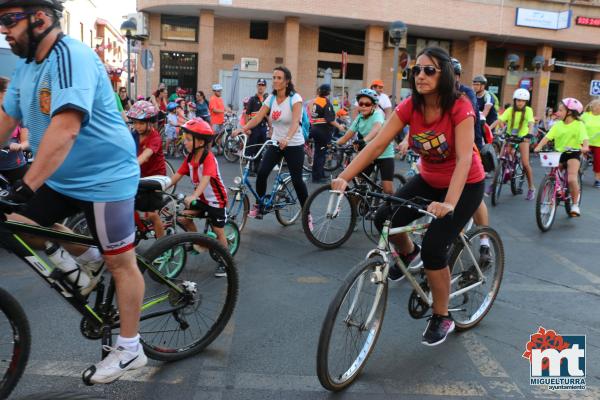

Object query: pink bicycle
[535,150,583,232]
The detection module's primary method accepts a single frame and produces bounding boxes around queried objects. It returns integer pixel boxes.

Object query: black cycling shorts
[20,184,135,255]
[189,201,226,228]
[559,151,581,164]
[363,158,395,182]
[374,175,484,270]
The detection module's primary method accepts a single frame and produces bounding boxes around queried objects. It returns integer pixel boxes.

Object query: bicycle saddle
[138,176,172,191]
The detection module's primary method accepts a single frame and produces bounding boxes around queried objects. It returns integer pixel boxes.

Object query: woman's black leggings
[256,144,308,206]
[374,174,484,270]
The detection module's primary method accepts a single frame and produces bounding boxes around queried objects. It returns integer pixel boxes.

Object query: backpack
[269,93,310,140]
[479,143,498,173]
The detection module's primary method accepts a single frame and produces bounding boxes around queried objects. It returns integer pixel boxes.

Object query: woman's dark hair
[197,90,206,100]
[0,76,8,93]
[153,88,166,98]
[409,47,459,116]
[510,99,527,132]
[273,66,296,97]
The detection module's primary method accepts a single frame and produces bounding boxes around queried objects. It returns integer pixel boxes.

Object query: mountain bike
[535,150,583,232]
[316,192,504,391]
[227,137,308,231]
[302,139,343,173]
[0,286,30,399]
[0,197,238,387]
[490,134,528,206]
[301,167,406,249]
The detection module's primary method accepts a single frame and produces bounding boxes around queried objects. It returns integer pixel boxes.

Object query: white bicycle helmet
[212,83,223,91]
[513,88,530,101]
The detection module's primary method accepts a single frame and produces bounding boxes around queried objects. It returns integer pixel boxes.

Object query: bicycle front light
[233,176,242,185]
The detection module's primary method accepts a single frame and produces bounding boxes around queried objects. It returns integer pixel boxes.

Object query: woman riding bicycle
[332,46,485,346]
[534,98,589,217]
[232,66,309,219]
[336,88,395,195]
[492,88,536,200]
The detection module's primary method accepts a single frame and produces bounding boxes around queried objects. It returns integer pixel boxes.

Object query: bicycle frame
[0,218,186,337]
[231,137,300,212]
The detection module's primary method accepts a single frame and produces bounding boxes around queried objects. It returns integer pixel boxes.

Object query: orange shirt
[209,95,225,125]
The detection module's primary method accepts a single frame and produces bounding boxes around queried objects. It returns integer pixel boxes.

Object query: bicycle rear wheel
[303,141,314,172]
[301,184,357,249]
[223,132,241,163]
[0,287,31,400]
[491,163,504,206]
[274,177,302,226]
[536,175,557,232]
[138,233,238,361]
[316,258,387,392]
[447,227,504,330]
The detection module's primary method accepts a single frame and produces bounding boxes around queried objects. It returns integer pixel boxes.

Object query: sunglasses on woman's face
[358,101,373,107]
[0,12,30,28]
[411,65,441,77]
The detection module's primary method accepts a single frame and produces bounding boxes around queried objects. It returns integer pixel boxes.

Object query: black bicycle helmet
[451,58,462,76]
[0,0,64,11]
[0,0,64,63]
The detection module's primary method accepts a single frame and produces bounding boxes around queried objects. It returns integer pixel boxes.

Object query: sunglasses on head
[358,101,373,107]
[411,65,441,77]
[0,12,31,28]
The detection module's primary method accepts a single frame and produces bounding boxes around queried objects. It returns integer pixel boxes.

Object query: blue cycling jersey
[3,34,139,202]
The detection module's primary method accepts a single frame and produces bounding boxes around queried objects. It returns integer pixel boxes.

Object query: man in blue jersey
[0,0,146,384]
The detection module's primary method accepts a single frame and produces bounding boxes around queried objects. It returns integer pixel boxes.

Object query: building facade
[136,0,600,117]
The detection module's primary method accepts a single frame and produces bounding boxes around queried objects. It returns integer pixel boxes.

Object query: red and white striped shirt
[177,152,228,208]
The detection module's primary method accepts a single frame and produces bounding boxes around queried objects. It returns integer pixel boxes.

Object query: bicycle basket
[539,152,561,168]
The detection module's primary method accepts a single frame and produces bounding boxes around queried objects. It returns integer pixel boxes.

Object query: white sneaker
[83,345,147,384]
[570,204,581,217]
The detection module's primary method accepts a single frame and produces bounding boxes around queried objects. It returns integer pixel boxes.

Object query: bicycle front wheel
[223,132,241,163]
[274,177,302,226]
[317,258,387,392]
[510,162,524,196]
[491,163,504,206]
[165,160,177,194]
[138,233,238,361]
[228,190,250,231]
[0,287,31,400]
[447,227,504,330]
[536,175,557,232]
[302,184,357,249]
[303,141,314,172]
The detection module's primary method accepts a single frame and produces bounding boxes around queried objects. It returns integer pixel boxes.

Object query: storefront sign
[516,8,571,30]
[576,16,600,27]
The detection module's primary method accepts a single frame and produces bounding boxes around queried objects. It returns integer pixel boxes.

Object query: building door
[547,81,562,112]
[486,75,503,107]
[160,51,198,96]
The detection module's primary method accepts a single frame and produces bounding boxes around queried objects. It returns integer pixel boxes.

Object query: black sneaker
[479,245,492,270]
[388,243,421,282]
[214,263,227,278]
[422,314,455,346]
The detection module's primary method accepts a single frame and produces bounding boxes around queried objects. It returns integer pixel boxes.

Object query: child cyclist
[165,102,179,156]
[167,119,229,277]
[493,88,536,199]
[127,100,167,237]
[535,98,589,217]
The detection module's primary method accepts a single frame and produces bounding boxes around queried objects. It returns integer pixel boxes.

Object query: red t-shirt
[138,128,166,177]
[177,152,228,208]
[209,96,225,125]
[396,96,485,189]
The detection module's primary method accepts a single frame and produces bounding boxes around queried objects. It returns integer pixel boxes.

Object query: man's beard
[7,34,29,58]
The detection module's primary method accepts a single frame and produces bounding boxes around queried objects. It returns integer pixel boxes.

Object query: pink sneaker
[307,214,314,232]
[248,205,262,219]
[526,188,535,201]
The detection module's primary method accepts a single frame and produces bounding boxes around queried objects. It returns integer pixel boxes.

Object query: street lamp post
[388,20,407,107]
[120,18,137,101]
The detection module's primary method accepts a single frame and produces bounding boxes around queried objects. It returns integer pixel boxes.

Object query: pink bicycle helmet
[561,98,583,114]
[127,100,158,121]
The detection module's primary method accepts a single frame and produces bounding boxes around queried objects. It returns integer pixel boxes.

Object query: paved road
[6,154,600,399]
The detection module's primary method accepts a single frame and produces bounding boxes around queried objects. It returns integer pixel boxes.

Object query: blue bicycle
[228,137,307,231]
